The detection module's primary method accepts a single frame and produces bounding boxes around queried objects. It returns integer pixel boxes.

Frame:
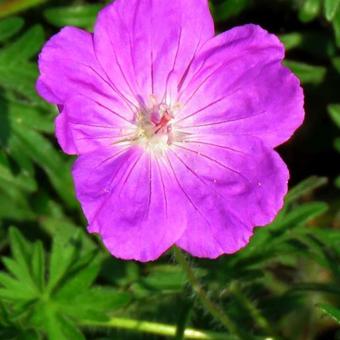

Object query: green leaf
[0,17,24,42]
[0,63,45,107]
[335,175,340,188]
[60,288,131,321]
[319,304,340,323]
[13,125,76,207]
[279,33,303,50]
[44,5,102,30]
[31,241,45,292]
[0,25,44,64]
[332,140,340,155]
[7,102,53,133]
[141,265,186,291]
[299,0,321,22]
[47,231,82,293]
[210,0,249,22]
[324,0,340,21]
[0,229,121,339]
[332,11,340,47]
[271,202,328,233]
[54,251,101,299]
[8,227,31,267]
[0,0,47,19]
[279,31,335,58]
[0,229,40,301]
[43,306,85,340]
[285,176,328,204]
[2,257,38,297]
[0,272,36,300]
[0,152,36,192]
[284,60,326,84]
[332,56,340,72]
[328,104,340,128]
[0,189,35,220]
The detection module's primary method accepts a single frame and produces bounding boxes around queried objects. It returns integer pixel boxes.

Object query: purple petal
[37,27,133,111]
[93,0,214,105]
[72,146,187,261]
[177,24,304,148]
[55,96,135,155]
[170,135,288,258]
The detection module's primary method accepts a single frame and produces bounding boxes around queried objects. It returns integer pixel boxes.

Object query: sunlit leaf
[324,0,340,21]
[319,304,340,323]
[328,104,340,128]
[284,60,326,84]
[44,5,102,30]
[299,0,321,22]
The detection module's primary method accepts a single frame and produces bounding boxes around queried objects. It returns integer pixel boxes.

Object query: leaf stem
[173,247,241,339]
[80,317,230,339]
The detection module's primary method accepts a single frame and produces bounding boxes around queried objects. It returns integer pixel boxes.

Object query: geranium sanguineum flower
[36,0,304,261]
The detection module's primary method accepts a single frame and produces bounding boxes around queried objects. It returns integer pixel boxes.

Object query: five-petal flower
[36,0,304,261]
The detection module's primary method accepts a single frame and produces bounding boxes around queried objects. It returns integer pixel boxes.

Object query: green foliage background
[0,0,339,339]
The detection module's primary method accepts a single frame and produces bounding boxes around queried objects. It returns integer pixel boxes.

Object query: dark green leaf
[0,25,44,63]
[31,241,45,292]
[0,17,24,41]
[285,176,328,204]
[211,0,249,22]
[142,265,186,291]
[271,202,328,233]
[13,125,76,207]
[0,0,47,19]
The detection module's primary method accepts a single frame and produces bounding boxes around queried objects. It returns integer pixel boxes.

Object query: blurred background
[0,0,339,339]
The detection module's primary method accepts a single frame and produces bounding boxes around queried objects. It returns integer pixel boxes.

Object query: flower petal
[177,24,304,148]
[170,135,288,258]
[73,146,187,261]
[93,0,214,105]
[56,96,135,155]
[37,26,134,112]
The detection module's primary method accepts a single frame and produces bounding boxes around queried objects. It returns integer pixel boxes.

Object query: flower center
[135,102,175,155]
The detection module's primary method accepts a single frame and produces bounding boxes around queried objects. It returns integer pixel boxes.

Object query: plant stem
[173,247,241,339]
[80,317,230,339]
[229,282,277,338]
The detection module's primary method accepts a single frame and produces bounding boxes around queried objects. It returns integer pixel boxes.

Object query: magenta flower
[36,0,304,261]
